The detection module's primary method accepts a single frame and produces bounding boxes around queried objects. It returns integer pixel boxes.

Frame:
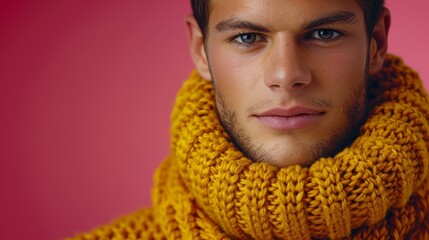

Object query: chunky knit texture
[70,55,429,240]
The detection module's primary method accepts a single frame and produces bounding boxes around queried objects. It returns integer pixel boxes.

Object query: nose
[264,36,311,91]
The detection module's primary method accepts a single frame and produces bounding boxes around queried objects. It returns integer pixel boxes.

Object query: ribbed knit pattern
[70,55,429,240]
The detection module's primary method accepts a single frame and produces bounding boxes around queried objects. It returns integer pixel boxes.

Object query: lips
[255,106,325,130]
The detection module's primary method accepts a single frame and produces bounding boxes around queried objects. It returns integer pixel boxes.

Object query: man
[71,0,429,239]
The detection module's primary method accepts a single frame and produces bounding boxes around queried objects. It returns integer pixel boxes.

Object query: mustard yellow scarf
[72,55,429,240]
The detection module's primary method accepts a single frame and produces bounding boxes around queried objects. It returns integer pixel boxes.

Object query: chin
[261,148,314,168]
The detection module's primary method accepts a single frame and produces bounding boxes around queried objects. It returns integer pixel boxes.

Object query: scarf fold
[70,55,429,240]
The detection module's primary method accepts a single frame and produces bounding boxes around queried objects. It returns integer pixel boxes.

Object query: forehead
[208,0,364,28]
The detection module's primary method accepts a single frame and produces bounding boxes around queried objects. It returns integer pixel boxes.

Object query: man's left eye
[311,29,340,40]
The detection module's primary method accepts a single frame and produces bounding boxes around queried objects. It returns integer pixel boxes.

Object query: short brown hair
[191,0,385,38]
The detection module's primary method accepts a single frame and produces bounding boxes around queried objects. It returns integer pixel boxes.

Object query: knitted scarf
[72,55,429,240]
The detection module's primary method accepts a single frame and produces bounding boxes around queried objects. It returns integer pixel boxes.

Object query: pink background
[1,1,428,239]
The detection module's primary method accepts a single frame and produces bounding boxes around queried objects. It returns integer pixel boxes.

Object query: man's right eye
[235,33,258,44]
[229,33,267,49]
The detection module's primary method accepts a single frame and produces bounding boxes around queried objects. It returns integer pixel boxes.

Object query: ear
[185,14,212,80]
[368,7,391,76]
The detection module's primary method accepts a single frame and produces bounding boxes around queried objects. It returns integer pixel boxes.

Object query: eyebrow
[215,18,269,33]
[214,11,357,33]
[303,11,358,30]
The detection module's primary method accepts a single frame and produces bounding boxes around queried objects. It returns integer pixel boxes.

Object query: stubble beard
[211,63,369,167]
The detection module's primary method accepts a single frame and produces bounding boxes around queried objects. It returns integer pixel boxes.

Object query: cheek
[208,46,262,105]
[315,48,367,102]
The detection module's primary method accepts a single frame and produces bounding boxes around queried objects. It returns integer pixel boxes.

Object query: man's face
[204,0,370,167]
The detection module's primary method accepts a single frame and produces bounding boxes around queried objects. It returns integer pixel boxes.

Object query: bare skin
[186,0,390,167]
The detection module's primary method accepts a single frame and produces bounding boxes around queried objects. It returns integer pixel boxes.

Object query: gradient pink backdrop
[1,1,428,239]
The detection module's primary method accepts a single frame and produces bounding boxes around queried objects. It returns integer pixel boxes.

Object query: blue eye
[235,33,260,44]
[311,29,340,40]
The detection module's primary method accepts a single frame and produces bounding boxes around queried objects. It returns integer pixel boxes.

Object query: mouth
[255,107,325,130]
